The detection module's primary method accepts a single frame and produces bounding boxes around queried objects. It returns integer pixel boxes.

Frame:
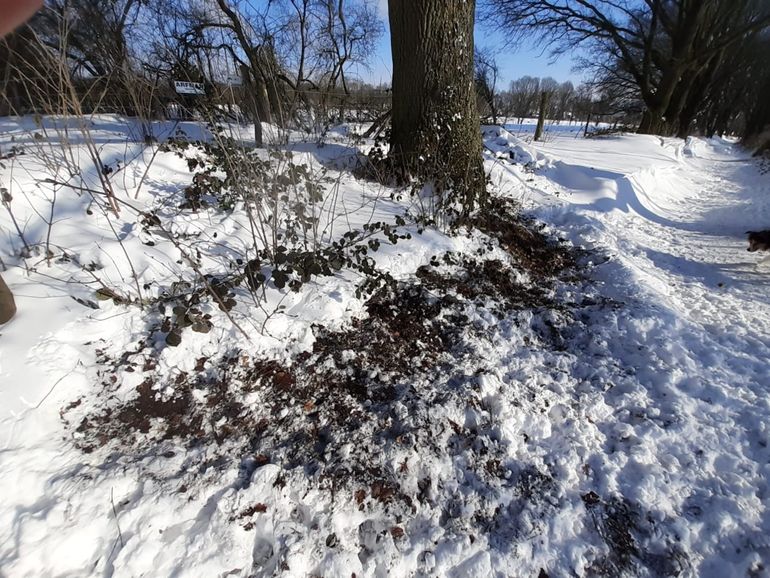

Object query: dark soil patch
[582,494,690,577]
[59,197,693,573]
[417,257,553,312]
[63,198,584,513]
[470,197,582,278]
[588,497,640,575]
[67,357,292,454]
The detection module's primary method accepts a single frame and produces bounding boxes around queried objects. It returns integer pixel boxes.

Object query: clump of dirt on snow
[61,199,696,575]
[65,198,578,485]
[60,196,692,576]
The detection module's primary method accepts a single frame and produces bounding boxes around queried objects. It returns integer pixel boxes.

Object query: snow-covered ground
[1,117,769,577]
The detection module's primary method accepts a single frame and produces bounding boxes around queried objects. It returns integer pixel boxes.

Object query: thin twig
[110,487,125,548]
[34,361,81,408]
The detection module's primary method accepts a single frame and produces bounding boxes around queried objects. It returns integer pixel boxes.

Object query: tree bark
[240,64,264,146]
[534,90,548,141]
[638,108,665,135]
[743,76,770,152]
[0,274,16,324]
[388,0,485,214]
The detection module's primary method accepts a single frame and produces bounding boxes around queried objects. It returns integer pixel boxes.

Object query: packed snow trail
[489,130,770,341]
[523,134,770,576]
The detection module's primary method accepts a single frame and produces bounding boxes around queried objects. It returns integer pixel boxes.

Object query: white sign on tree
[174,80,205,95]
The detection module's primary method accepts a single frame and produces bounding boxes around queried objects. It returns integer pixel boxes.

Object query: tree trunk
[261,57,285,128]
[665,71,697,137]
[534,90,548,141]
[240,64,264,146]
[743,77,770,150]
[713,108,733,138]
[675,69,713,138]
[253,76,272,126]
[583,112,591,137]
[673,53,723,139]
[388,0,485,215]
[0,274,16,324]
[638,108,665,135]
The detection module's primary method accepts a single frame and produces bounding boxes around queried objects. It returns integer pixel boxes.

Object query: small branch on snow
[34,362,81,409]
[110,488,125,548]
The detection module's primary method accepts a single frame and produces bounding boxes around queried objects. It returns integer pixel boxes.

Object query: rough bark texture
[0,274,16,324]
[240,64,264,146]
[388,0,485,213]
[744,76,770,154]
[534,90,548,141]
[638,109,664,135]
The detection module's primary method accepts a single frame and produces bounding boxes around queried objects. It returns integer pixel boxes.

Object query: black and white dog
[747,231,770,266]
[747,230,770,253]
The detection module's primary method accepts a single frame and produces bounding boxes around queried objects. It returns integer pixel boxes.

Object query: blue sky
[351,2,584,88]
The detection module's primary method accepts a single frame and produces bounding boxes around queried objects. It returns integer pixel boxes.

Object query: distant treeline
[2,0,769,149]
[0,0,390,145]
[479,0,770,148]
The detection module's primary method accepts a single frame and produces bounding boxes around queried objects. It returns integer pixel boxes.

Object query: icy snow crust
[1,117,769,577]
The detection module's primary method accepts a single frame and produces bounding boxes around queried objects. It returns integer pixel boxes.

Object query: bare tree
[35,0,142,78]
[553,81,574,121]
[483,0,770,135]
[212,0,286,131]
[150,0,383,131]
[507,76,541,123]
[475,47,500,124]
[533,89,548,140]
[389,0,486,216]
[315,0,381,95]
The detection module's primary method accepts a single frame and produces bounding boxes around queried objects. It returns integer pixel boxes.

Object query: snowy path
[528,135,770,575]
[622,141,769,329]
[537,134,770,337]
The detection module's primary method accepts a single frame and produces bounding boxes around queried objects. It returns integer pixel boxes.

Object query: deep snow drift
[1,117,769,577]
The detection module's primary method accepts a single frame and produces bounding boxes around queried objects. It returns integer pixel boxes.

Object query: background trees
[0,0,385,136]
[482,0,770,140]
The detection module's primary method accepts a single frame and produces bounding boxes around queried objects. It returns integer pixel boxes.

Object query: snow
[1,116,770,577]
[521,132,770,575]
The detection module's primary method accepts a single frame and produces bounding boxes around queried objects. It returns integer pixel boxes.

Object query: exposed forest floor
[1,117,769,577]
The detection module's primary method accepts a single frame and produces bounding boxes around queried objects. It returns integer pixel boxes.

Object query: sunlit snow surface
[1,116,769,577]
